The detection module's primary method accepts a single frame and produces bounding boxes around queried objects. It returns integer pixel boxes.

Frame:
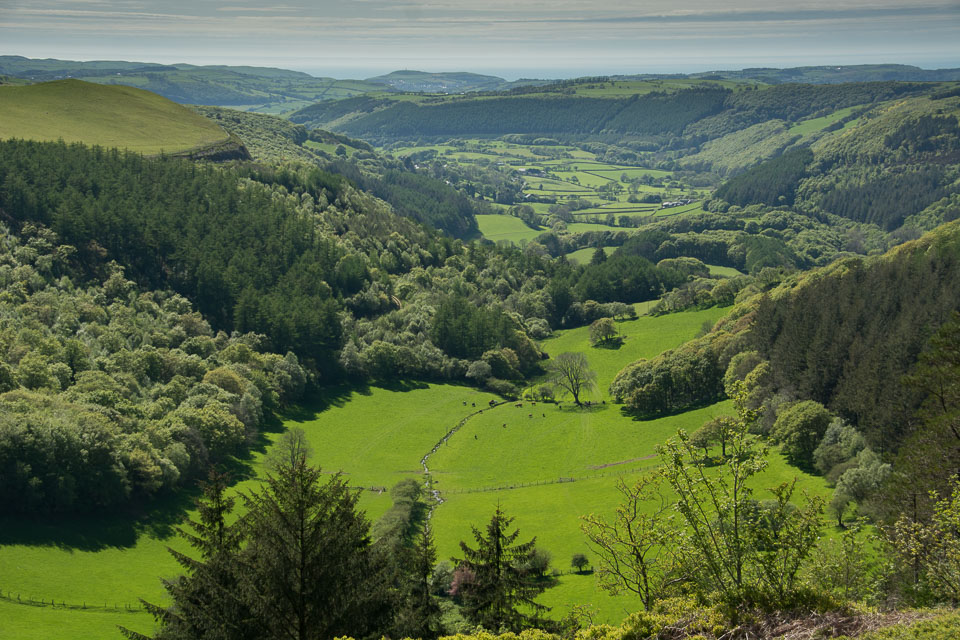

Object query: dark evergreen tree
[121,471,254,640]
[394,524,443,640]
[238,436,387,640]
[455,506,549,632]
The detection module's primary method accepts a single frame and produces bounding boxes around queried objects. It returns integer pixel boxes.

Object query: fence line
[420,399,511,516]
[439,462,660,495]
[0,588,146,613]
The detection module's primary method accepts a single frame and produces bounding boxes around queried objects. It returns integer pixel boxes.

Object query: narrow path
[419,400,507,519]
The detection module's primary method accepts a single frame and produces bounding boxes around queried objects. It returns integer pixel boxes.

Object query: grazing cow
[542,413,545,417]
[502,423,507,428]
[472,402,476,407]
[528,414,532,418]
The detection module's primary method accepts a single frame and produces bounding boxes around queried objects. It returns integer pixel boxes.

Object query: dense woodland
[611,220,960,520]
[0,224,307,512]
[0,139,699,512]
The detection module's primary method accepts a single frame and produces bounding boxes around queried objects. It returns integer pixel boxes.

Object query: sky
[1,0,959,79]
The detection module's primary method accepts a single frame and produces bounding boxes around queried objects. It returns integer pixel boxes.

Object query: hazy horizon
[4,56,960,83]
[2,1,958,82]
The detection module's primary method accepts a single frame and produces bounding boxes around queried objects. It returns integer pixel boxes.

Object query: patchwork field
[388,136,710,244]
[1,306,833,635]
[565,246,616,264]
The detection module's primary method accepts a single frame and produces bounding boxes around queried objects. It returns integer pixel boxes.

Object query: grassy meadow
[0,80,229,154]
[707,264,745,277]
[565,246,615,264]
[1,305,836,635]
[476,214,546,243]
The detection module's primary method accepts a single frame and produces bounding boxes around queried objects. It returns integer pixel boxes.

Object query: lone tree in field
[571,553,589,574]
[454,505,549,631]
[547,352,598,407]
[589,317,619,346]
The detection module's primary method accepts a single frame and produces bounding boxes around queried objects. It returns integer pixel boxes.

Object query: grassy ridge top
[0,79,229,154]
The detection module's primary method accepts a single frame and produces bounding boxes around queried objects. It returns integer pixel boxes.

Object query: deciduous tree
[589,317,619,346]
[547,352,598,407]
[581,474,681,610]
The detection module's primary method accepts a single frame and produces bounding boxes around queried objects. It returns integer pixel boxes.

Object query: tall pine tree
[121,470,254,640]
[394,524,443,639]
[455,505,549,632]
[237,433,389,640]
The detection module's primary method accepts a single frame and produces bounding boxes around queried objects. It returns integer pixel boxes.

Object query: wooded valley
[2,63,960,640]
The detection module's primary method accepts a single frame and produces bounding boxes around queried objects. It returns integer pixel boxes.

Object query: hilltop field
[0,80,231,154]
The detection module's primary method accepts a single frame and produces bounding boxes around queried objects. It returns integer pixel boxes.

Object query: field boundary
[420,399,510,516]
[438,461,660,496]
[0,588,146,614]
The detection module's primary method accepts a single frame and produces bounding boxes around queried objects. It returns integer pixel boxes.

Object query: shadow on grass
[592,337,625,350]
[619,399,719,422]
[0,380,441,552]
[556,402,609,414]
[0,486,199,551]
[279,380,428,425]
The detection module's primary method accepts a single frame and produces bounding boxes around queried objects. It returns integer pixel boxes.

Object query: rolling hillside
[0,79,237,155]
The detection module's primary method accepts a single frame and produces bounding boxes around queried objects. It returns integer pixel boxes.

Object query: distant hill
[4,56,958,115]
[0,79,241,156]
[686,64,960,84]
[288,80,930,143]
[365,70,509,93]
[0,56,389,114]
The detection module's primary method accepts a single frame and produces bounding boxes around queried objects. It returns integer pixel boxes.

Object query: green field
[707,264,745,277]
[565,246,616,264]
[2,306,833,635]
[788,105,861,136]
[0,600,156,640]
[568,78,751,98]
[476,214,546,243]
[0,80,230,154]
[429,401,731,492]
[539,306,729,399]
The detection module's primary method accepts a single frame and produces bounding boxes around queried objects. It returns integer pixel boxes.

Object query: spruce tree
[455,505,549,632]
[121,470,254,640]
[237,434,387,640]
[394,524,443,639]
